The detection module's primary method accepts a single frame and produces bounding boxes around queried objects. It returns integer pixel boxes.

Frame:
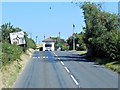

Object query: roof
[42,37,55,42]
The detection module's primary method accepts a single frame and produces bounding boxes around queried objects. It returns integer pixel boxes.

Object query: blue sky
[2,2,118,44]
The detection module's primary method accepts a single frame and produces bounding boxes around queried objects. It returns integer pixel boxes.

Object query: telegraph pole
[73,24,75,50]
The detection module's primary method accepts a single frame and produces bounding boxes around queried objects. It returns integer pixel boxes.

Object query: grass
[1,49,34,88]
[105,61,119,73]
[2,61,21,88]
[75,51,119,74]
[89,57,119,73]
[75,50,87,55]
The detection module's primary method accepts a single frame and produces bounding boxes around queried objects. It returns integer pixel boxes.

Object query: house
[42,37,55,51]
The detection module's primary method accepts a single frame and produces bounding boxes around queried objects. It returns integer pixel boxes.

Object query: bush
[62,45,69,51]
[26,38,36,49]
[81,2,119,62]
[2,42,23,66]
[91,30,119,61]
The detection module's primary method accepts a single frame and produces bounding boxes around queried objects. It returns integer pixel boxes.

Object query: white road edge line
[70,75,79,86]
[64,66,70,73]
[60,61,64,66]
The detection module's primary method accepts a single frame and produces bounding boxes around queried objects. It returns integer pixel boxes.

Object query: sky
[1,2,118,44]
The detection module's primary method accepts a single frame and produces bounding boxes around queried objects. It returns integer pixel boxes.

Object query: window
[45,44,52,47]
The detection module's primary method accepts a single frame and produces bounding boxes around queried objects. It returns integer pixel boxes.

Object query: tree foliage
[26,38,36,49]
[1,22,36,67]
[67,32,86,51]
[81,2,120,61]
[50,37,68,50]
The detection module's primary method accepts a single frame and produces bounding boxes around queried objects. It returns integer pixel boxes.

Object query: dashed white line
[53,51,80,88]
[64,66,70,73]
[70,75,79,86]
[33,57,37,58]
[58,58,60,60]
[43,56,46,58]
[60,61,65,66]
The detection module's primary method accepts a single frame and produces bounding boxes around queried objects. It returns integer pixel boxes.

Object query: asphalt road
[14,51,118,88]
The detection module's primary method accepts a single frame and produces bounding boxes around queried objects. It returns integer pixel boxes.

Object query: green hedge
[26,38,36,49]
[2,42,23,66]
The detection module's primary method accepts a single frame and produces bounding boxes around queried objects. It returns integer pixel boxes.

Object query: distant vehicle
[45,44,52,51]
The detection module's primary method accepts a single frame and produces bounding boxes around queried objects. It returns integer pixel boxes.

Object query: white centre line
[70,75,79,86]
[60,61,64,66]
[64,66,70,73]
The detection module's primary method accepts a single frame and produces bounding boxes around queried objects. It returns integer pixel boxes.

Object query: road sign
[10,31,26,45]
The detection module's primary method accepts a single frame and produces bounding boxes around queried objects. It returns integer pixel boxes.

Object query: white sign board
[10,31,26,45]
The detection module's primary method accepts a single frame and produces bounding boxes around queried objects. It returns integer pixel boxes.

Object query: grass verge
[74,50,87,56]
[1,48,34,89]
[75,51,119,74]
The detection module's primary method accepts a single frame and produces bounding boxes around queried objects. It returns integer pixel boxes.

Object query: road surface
[14,51,118,88]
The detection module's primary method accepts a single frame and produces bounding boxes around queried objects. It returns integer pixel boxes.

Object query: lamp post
[36,36,38,45]
[59,32,60,46]
[30,33,32,39]
[58,32,61,50]
[73,24,75,50]
[44,35,45,40]
[118,1,120,31]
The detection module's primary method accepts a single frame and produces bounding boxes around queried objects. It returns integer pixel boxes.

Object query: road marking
[64,66,70,73]
[46,56,48,58]
[43,56,46,58]
[60,61,64,66]
[58,57,60,60]
[55,54,57,57]
[70,75,79,86]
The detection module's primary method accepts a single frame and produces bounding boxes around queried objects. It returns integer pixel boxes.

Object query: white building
[42,37,55,51]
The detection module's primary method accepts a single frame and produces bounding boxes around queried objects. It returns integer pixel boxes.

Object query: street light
[36,36,38,45]
[118,1,120,31]
[44,35,45,40]
[30,33,32,39]
[73,24,75,50]
[58,32,61,50]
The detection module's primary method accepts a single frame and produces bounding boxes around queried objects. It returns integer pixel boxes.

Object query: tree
[1,22,36,67]
[1,22,22,42]
[81,2,120,61]
[67,32,86,51]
